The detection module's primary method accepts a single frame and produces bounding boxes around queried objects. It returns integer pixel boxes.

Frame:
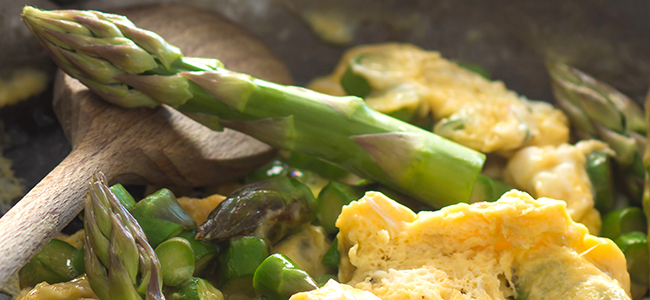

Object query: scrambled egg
[292,191,630,300]
[177,194,227,225]
[504,140,610,234]
[0,68,48,107]
[273,225,334,278]
[308,43,569,154]
[15,276,97,300]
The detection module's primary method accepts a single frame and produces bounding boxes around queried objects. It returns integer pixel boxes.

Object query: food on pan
[8,5,650,300]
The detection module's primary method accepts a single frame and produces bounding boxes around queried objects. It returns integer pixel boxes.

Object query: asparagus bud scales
[84,172,164,300]
[22,6,486,208]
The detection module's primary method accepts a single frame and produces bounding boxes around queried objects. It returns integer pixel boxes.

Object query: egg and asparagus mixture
[294,190,630,300]
[13,6,650,300]
[307,43,570,154]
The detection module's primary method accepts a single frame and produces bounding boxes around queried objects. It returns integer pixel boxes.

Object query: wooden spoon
[0,4,292,287]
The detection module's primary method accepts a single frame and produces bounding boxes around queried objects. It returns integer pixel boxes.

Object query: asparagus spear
[21,6,486,208]
[84,172,164,300]
[196,177,316,244]
[548,62,646,201]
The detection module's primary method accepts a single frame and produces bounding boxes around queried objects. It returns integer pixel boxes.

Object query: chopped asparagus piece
[614,231,649,286]
[18,239,84,288]
[340,57,372,98]
[456,61,490,79]
[253,254,318,300]
[316,181,363,234]
[244,158,289,184]
[110,183,136,211]
[321,238,340,267]
[314,275,337,288]
[171,277,224,300]
[601,207,647,240]
[585,150,615,213]
[197,177,316,244]
[469,174,511,203]
[131,188,196,247]
[218,237,270,283]
[155,237,195,286]
[176,231,218,275]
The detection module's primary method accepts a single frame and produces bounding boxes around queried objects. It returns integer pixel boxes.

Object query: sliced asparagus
[18,239,84,288]
[21,6,486,208]
[615,231,649,286]
[218,237,270,284]
[155,237,195,287]
[253,254,318,300]
[176,231,218,276]
[601,207,647,241]
[84,172,164,300]
[131,188,196,248]
[316,182,363,234]
[585,150,615,213]
[321,238,340,267]
[170,277,224,300]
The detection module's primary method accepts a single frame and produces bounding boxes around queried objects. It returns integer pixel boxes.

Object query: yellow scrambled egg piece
[0,68,48,107]
[504,140,610,234]
[292,191,630,300]
[308,43,569,154]
[15,276,97,300]
[177,194,226,225]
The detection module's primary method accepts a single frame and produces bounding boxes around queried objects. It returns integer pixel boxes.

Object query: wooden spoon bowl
[0,4,292,287]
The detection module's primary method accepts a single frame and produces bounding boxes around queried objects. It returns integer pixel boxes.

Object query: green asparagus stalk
[84,172,164,300]
[547,62,646,201]
[21,6,486,208]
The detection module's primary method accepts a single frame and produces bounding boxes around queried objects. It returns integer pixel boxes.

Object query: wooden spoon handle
[0,148,105,287]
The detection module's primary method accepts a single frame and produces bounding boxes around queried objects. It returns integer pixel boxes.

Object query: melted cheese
[504,140,610,234]
[292,191,630,300]
[308,43,569,154]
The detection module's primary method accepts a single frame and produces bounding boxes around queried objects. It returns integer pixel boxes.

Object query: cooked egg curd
[308,43,569,154]
[292,191,630,300]
[504,140,611,234]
